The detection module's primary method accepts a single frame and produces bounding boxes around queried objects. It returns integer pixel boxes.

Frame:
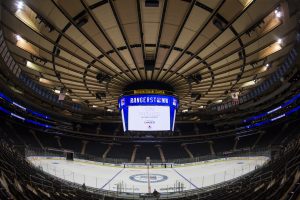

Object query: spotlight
[17,1,24,10]
[266,63,270,67]
[277,38,282,44]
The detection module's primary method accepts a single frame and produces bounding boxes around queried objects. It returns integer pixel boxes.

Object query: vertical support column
[96,123,102,135]
[76,124,81,131]
[233,137,239,151]
[252,131,264,150]
[155,145,166,162]
[113,125,121,141]
[102,144,112,159]
[177,127,182,136]
[269,123,289,147]
[81,140,88,155]
[209,141,215,155]
[193,123,200,135]
[30,130,44,149]
[6,121,25,145]
[54,136,62,148]
[182,144,194,158]
[131,145,139,163]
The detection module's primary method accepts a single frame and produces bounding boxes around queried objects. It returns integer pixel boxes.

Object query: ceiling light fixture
[263,63,270,71]
[275,9,282,18]
[72,99,81,102]
[39,78,53,85]
[277,38,282,44]
[16,34,22,41]
[17,1,24,10]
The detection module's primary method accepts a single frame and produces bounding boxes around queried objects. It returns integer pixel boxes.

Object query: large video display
[119,94,178,132]
[128,106,170,131]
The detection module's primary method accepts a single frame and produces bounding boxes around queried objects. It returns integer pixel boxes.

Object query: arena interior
[0,0,300,199]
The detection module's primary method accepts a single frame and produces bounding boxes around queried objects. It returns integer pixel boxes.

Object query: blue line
[172,168,199,189]
[101,168,124,189]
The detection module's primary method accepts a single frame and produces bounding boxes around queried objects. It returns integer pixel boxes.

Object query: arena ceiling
[0,0,298,114]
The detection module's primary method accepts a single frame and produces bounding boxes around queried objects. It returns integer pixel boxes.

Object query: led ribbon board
[118,94,179,132]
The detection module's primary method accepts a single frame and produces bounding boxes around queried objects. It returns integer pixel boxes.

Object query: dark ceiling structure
[0,0,298,121]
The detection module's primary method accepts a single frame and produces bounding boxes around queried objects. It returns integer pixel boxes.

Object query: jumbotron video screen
[118,94,179,132]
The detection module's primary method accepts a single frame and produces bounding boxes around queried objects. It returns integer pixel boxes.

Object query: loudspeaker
[54,46,60,56]
[145,59,155,71]
[187,73,202,84]
[96,72,111,83]
[96,92,106,100]
[213,18,225,31]
[76,17,88,27]
[145,0,159,7]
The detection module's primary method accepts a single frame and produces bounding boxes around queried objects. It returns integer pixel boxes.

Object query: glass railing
[25,146,271,165]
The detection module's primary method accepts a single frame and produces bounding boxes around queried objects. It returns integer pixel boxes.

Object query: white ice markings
[172,168,199,189]
[101,168,125,189]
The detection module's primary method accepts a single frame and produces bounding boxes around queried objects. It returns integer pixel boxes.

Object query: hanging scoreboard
[118,94,179,132]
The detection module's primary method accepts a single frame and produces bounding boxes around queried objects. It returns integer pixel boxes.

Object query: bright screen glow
[128,106,170,131]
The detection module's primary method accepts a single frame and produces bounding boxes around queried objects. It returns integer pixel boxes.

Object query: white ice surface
[27,156,268,193]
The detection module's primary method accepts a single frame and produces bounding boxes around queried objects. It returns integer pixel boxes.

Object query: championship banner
[231,91,240,100]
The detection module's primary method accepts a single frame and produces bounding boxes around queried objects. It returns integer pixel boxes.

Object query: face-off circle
[129,174,168,183]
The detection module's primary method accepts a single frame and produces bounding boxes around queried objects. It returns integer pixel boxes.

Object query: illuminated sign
[129,96,169,104]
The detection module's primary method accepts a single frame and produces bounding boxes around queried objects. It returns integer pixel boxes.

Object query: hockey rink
[27,156,269,193]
